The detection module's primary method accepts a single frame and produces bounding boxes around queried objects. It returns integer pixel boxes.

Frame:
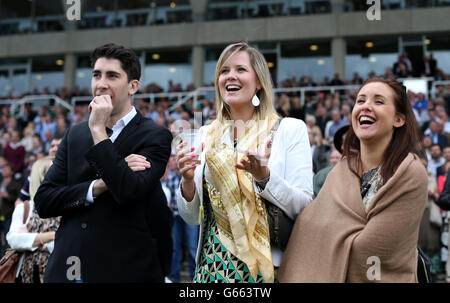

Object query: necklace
[360,166,381,198]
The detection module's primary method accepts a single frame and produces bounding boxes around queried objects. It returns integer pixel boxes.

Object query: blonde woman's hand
[176,141,203,181]
[235,139,272,181]
[176,141,203,201]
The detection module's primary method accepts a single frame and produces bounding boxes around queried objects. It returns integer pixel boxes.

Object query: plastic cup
[180,129,202,165]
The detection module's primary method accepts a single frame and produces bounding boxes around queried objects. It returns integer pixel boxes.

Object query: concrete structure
[1,5,449,90]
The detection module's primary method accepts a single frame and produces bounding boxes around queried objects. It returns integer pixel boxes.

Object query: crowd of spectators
[1,62,450,281]
[0,102,69,256]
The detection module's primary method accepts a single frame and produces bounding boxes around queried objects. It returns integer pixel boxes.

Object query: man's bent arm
[84,127,172,206]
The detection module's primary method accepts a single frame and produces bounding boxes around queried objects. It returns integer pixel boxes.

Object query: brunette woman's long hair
[342,77,425,183]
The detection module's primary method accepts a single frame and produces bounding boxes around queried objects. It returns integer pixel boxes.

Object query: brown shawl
[279,153,427,282]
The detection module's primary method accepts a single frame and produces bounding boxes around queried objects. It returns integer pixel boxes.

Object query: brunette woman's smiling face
[352,82,405,144]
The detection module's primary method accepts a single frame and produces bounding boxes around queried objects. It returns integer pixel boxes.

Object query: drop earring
[252,94,260,107]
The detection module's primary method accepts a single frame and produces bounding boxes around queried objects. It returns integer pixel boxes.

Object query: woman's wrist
[38,233,44,245]
[254,167,270,184]
[255,175,270,185]
[181,178,196,201]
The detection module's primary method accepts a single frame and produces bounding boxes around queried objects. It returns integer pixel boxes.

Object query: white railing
[8,95,72,116]
[6,80,447,117]
[71,91,198,107]
[274,85,360,106]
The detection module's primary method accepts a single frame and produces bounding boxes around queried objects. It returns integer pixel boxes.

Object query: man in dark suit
[428,120,449,150]
[35,43,173,282]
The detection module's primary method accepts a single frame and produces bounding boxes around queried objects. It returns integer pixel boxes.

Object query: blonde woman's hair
[214,42,277,122]
[29,156,54,200]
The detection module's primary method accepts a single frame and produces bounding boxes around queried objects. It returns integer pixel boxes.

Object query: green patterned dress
[193,179,266,283]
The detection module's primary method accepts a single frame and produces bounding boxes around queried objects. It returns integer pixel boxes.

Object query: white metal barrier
[8,95,73,116]
[5,81,447,117]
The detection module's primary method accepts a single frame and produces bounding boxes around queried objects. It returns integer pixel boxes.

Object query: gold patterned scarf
[204,113,278,282]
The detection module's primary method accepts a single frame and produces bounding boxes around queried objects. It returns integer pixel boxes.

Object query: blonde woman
[176,42,313,283]
[6,156,60,283]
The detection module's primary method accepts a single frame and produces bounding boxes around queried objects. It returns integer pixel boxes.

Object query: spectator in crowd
[418,157,442,276]
[393,53,413,76]
[325,108,348,141]
[437,146,450,177]
[312,124,348,199]
[313,147,342,198]
[163,155,199,283]
[314,103,328,136]
[437,110,450,133]
[341,104,352,123]
[426,120,449,149]
[329,73,344,87]
[34,43,173,283]
[146,103,159,122]
[437,172,450,283]
[17,103,37,131]
[420,105,436,132]
[3,129,26,177]
[20,123,35,154]
[30,134,43,156]
[383,66,394,79]
[310,127,330,174]
[54,116,67,139]
[170,105,184,121]
[281,77,427,282]
[0,131,11,156]
[6,156,59,283]
[419,53,437,77]
[20,153,37,188]
[428,144,446,178]
[422,135,433,162]
[13,134,63,214]
[351,72,363,85]
[276,93,291,117]
[176,42,313,283]
[288,96,304,120]
[0,162,22,256]
[397,62,411,78]
[34,112,57,145]
[201,99,212,121]
[414,92,430,121]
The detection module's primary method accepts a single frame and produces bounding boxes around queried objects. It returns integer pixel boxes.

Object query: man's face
[430,122,439,133]
[91,57,136,118]
[2,165,12,178]
[332,110,341,122]
[443,147,450,162]
[11,131,20,143]
[49,138,62,157]
[431,145,441,159]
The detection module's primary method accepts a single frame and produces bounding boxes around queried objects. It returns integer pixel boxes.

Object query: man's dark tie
[106,127,113,137]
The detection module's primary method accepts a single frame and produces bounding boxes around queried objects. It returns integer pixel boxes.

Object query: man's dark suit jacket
[35,111,173,283]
